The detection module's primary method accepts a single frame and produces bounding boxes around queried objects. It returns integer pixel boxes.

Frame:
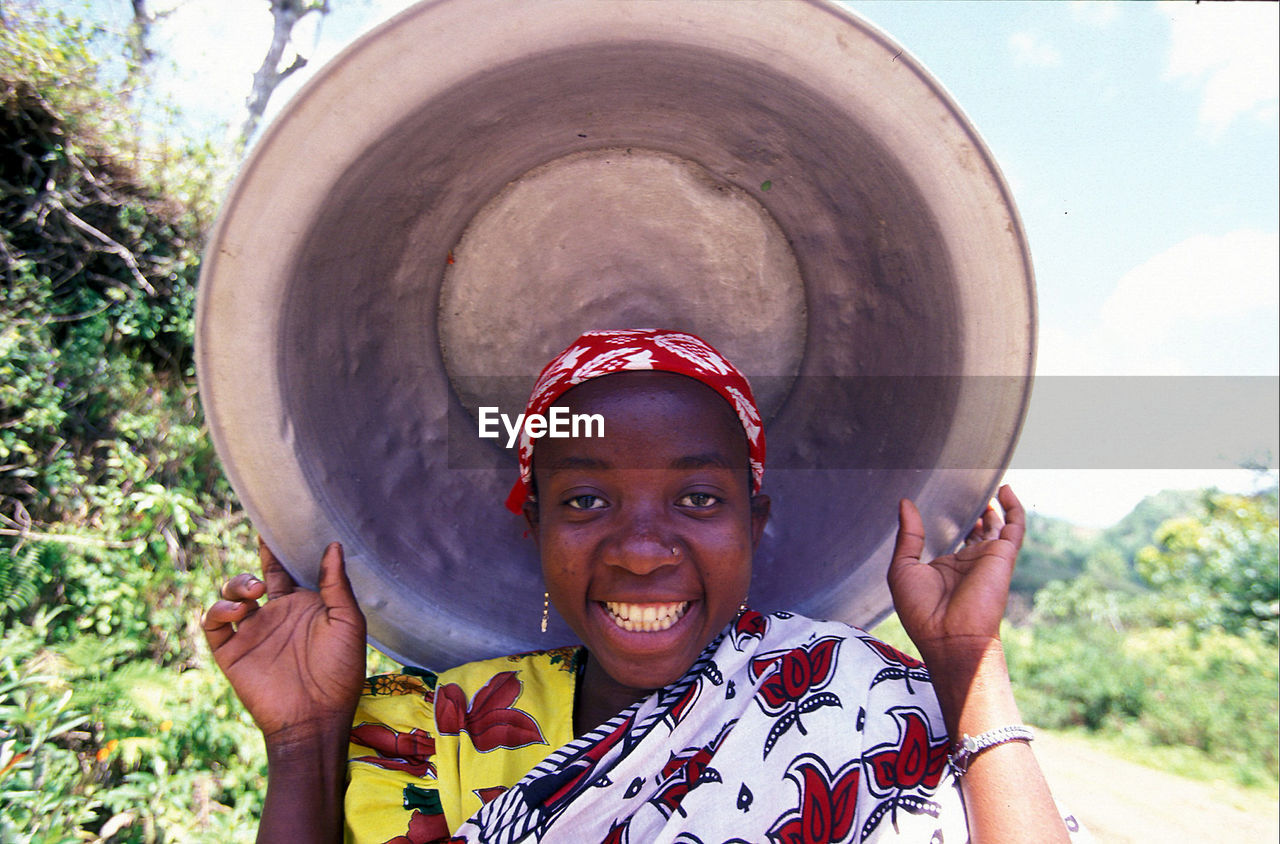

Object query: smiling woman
[528,368,766,716]
[203,330,1085,843]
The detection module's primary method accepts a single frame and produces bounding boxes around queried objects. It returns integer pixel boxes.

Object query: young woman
[204,329,1079,843]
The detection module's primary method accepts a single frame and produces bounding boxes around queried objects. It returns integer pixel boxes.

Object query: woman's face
[527,371,769,693]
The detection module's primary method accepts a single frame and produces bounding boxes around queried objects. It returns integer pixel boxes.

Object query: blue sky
[844,0,1278,377]
[837,1,1278,524]
[100,0,1278,525]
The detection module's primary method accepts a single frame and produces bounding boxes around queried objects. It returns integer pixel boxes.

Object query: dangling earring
[541,591,549,633]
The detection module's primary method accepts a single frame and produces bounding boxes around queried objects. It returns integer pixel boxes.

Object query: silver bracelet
[948,725,1034,776]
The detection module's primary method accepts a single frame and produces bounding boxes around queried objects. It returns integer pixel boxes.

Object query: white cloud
[1070,1,1119,29]
[1009,31,1063,68]
[1159,0,1280,136]
[1038,230,1280,376]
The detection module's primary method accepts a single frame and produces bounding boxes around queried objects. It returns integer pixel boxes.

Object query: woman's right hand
[202,540,368,743]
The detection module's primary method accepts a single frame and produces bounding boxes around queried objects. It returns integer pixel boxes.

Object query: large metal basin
[195,0,1035,670]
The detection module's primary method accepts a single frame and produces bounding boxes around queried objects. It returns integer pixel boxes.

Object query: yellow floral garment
[345,647,584,844]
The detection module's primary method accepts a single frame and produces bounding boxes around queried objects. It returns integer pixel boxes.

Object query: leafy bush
[0,624,98,844]
[0,608,268,843]
[1137,490,1279,642]
[2,2,231,523]
[1003,622,1148,731]
[1127,627,1278,773]
[1003,621,1278,785]
[0,543,56,618]
[1010,512,1094,599]
[1,6,276,840]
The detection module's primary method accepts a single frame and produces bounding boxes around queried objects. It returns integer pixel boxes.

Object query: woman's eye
[566,494,606,510]
[678,492,720,509]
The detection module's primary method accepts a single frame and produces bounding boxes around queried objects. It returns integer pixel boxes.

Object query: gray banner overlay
[445,376,1278,471]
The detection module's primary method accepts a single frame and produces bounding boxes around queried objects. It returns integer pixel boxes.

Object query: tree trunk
[127,0,155,74]
[123,0,156,164]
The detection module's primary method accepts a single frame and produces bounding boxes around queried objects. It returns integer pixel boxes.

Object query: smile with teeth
[603,601,691,633]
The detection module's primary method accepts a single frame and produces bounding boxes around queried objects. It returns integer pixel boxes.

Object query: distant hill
[1010,488,1210,615]
[1011,512,1095,606]
[1102,488,1206,562]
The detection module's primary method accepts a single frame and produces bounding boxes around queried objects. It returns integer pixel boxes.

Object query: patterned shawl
[456,611,986,843]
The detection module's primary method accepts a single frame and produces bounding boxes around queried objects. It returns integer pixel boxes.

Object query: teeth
[603,601,690,632]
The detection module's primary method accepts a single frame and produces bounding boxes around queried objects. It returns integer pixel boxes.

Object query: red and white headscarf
[504,329,765,513]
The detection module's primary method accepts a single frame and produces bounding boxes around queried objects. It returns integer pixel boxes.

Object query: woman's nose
[602,510,681,575]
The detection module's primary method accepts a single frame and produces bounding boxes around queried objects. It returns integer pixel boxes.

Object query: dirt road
[1033,731,1279,842]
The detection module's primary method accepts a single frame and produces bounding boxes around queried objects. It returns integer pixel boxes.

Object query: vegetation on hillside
[1,5,1276,842]
[1009,488,1278,787]
[1,7,265,841]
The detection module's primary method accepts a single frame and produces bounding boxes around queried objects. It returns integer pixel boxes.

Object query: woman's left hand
[887,484,1024,664]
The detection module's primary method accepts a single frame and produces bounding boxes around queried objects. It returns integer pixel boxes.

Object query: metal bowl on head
[195,0,1035,671]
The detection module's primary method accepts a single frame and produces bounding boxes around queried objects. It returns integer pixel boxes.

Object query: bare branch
[54,203,158,295]
[238,0,333,150]
[277,53,309,83]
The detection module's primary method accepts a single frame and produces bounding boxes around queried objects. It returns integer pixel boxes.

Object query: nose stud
[671,546,679,556]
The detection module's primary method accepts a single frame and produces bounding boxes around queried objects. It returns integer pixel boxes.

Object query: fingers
[219,571,266,602]
[258,538,298,599]
[202,597,256,651]
[996,484,1025,550]
[963,512,991,546]
[980,500,1003,540]
[248,538,357,612]
[889,498,926,576]
[963,492,1010,548]
[207,572,266,650]
[317,542,364,626]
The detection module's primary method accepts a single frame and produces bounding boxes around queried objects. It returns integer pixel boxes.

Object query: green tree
[1103,488,1203,565]
[1136,488,1279,642]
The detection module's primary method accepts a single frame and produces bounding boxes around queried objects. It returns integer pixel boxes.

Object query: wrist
[917,631,1002,667]
[923,637,1021,740]
[264,718,352,769]
[259,719,351,844]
